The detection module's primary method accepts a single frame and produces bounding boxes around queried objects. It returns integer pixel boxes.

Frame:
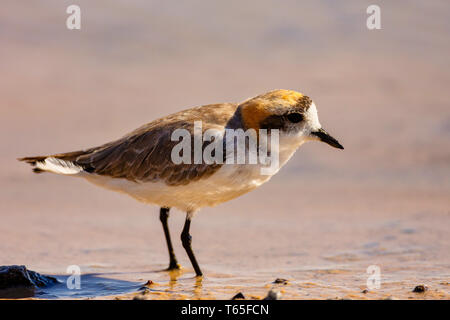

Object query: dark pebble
[412,285,428,293]
[273,278,289,285]
[264,289,281,300]
[138,280,154,291]
[231,292,245,300]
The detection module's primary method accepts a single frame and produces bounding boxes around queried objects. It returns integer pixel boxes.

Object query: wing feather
[73,103,237,185]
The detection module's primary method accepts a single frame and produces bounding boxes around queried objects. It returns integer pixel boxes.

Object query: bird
[19,89,343,277]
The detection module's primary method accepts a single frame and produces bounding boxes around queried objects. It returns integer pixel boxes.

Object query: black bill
[311,128,344,150]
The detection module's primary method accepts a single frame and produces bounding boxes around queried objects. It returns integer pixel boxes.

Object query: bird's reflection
[167,269,182,291]
[165,269,204,297]
[193,276,203,298]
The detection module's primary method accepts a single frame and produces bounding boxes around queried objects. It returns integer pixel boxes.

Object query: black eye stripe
[286,113,304,123]
[259,115,286,130]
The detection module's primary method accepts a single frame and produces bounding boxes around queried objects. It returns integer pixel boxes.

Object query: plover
[19,89,343,276]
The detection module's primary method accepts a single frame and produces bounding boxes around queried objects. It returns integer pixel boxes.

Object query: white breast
[82,132,306,212]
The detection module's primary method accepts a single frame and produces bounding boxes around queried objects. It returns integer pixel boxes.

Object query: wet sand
[1,1,449,299]
[5,179,449,300]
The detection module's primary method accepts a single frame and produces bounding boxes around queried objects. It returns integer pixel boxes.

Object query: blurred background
[0,1,449,299]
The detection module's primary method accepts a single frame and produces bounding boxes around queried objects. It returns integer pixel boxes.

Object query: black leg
[159,207,180,270]
[181,214,203,276]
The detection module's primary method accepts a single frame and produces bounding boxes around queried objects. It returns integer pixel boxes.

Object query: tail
[18,150,88,175]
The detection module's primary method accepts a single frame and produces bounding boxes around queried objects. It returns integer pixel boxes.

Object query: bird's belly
[83,163,273,212]
[82,139,304,212]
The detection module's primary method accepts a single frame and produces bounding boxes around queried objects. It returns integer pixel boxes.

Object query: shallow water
[36,263,450,300]
[36,274,142,299]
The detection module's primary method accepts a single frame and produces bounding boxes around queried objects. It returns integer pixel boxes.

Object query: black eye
[286,113,303,123]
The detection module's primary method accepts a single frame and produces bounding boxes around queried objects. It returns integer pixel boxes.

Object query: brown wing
[73,103,237,185]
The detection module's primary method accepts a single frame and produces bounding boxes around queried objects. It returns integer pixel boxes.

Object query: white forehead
[305,102,321,131]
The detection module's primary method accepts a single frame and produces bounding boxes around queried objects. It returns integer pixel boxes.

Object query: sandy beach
[1,1,449,299]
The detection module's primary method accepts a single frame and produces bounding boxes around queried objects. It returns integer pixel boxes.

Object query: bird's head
[238,89,344,150]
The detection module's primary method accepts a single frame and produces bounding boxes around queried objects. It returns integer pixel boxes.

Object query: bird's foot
[166,261,181,271]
